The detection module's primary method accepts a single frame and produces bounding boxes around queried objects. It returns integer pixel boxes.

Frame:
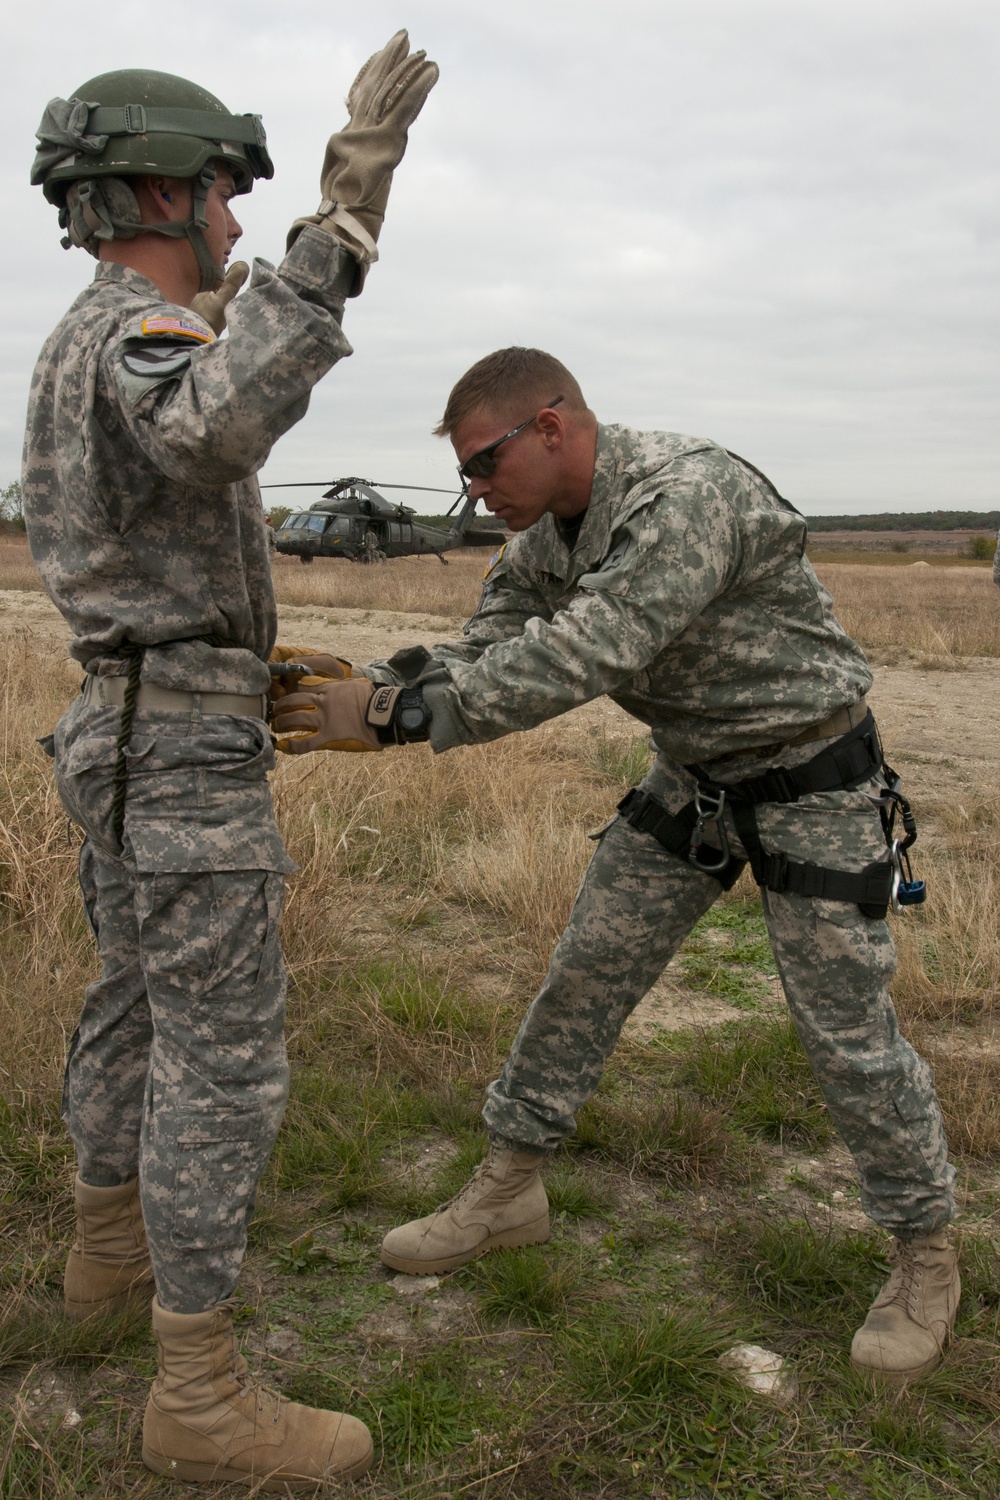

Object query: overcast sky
[4,0,998,515]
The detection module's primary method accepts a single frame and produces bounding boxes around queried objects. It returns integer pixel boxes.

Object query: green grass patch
[576,1090,740,1184]
[0,1290,152,1368]
[0,1411,110,1500]
[729,1215,885,1328]
[0,1094,73,1206]
[468,1244,587,1328]
[359,957,481,1036]
[587,732,654,787]
[671,1016,831,1147]
[545,1162,613,1220]
[679,899,773,1009]
[361,1347,482,1468]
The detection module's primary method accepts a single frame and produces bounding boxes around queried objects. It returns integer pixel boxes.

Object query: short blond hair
[434,348,588,437]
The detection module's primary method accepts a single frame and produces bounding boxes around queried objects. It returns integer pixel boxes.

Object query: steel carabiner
[689,786,732,874]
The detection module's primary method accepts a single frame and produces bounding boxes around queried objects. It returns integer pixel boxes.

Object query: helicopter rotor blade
[372,483,466,496]
[260,480,463,496]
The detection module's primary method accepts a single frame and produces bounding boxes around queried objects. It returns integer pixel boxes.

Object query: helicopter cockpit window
[284,513,311,529]
[304,514,328,533]
[325,517,351,538]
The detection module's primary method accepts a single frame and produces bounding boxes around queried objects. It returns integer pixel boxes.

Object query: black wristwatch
[393,687,432,743]
[369,685,432,745]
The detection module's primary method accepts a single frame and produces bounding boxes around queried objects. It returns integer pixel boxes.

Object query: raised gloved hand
[268,644,354,699]
[287,30,439,287]
[190,260,249,334]
[272,678,393,754]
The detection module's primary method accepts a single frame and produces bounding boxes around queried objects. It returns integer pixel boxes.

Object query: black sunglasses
[457,396,565,483]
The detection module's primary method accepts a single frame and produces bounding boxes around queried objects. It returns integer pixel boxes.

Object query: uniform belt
[787,696,869,747]
[81,673,266,719]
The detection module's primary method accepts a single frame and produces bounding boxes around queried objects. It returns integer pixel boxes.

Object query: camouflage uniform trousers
[53,695,293,1314]
[484,747,956,1238]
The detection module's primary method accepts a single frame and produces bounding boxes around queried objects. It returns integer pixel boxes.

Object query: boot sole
[141,1436,374,1489]
[850,1349,944,1386]
[380,1215,551,1276]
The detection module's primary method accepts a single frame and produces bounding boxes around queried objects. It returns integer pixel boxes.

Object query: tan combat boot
[381,1143,549,1275]
[142,1298,373,1490]
[851,1232,961,1382]
[64,1175,155,1322]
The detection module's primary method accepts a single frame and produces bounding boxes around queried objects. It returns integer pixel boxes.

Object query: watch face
[399,707,425,731]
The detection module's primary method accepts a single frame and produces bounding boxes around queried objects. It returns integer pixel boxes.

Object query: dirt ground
[5,586,998,855]
[5,583,998,771]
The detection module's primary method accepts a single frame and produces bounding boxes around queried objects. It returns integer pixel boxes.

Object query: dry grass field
[2,535,1000,1497]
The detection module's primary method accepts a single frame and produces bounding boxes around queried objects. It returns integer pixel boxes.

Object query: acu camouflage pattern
[485,749,955,1238]
[28,224,358,1311]
[22,225,355,695]
[54,699,293,1310]
[374,426,872,762]
[66,839,287,1313]
[367,423,951,1237]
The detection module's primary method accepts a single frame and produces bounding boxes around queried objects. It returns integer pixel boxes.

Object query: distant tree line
[806,510,1000,532]
[0,481,24,532]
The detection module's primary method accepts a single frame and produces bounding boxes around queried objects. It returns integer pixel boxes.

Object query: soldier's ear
[537,406,566,450]
[133,176,188,223]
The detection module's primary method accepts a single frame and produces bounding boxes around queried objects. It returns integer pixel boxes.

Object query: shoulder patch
[121,342,197,379]
[484,543,507,580]
[600,540,630,573]
[140,316,213,342]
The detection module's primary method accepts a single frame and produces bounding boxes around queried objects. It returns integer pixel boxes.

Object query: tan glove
[190,260,249,334]
[287,30,439,286]
[273,678,404,754]
[268,645,354,699]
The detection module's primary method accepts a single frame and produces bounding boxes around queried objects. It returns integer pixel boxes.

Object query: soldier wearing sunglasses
[271,346,959,1385]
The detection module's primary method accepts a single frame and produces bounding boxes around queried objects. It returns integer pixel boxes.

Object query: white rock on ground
[718,1343,798,1402]
[390,1274,441,1296]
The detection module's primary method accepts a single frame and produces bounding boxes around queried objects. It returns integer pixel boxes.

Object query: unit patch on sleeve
[120,314,215,380]
[121,342,200,379]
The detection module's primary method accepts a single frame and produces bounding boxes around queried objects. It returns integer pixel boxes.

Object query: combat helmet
[31,69,274,291]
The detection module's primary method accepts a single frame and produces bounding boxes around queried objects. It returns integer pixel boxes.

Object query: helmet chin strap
[141,162,224,292]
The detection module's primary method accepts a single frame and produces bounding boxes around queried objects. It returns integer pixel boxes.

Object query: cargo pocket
[892,1075,948,1181]
[251,873,286,1009]
[170,1107,262,1250]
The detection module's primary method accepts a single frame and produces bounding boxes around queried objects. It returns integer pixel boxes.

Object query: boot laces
[225,1352,285,1422]
[435,1149,501,1213]
[877,1239,928,1322]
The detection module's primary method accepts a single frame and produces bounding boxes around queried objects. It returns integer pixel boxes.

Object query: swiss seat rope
[617,711,922,920]
[109,634,237,853]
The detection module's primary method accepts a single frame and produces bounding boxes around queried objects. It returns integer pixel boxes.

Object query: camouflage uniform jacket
[377,425,873,764]
[22,226,354,695]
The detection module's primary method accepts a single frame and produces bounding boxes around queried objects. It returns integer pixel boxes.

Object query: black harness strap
[724,800,893,919]
[617,788,747,890]
[618,709,897,918]
[685,711,882,805]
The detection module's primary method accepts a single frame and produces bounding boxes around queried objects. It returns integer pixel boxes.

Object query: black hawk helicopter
[261,478,504,564]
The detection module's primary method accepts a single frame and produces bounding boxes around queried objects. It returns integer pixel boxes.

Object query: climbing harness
[617,708,925,921]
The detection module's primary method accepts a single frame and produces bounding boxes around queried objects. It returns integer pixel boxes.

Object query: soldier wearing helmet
[25,40,437,1488]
